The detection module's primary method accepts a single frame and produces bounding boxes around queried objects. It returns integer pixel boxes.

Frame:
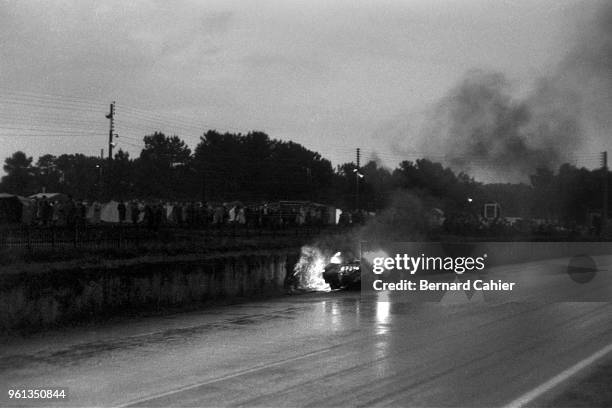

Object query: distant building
[483,202,501,220]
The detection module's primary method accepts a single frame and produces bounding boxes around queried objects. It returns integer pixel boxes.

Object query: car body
[323,252,361,290]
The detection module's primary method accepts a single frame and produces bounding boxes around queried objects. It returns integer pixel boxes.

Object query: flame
[294,245,331,291]
[330,252,343,264]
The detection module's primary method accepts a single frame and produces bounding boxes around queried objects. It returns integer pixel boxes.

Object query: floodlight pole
[602,151,608,236]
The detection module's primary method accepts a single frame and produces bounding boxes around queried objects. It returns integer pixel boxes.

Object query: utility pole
[602,151,608,236]
[355,148,360,210]
[106,102,115,161]
[104,102,116,200]
[96,149,103,200]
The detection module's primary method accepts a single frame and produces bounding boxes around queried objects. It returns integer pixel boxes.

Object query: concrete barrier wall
[0,251,298,333]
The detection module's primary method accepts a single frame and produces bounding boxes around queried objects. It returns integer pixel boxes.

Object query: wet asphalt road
[1,256,612,407]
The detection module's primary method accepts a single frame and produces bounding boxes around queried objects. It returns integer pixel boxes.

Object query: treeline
[1,131,336,203]
[1,130,610,224]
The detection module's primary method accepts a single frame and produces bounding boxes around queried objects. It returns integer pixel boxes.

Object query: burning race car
[322,252,361,290]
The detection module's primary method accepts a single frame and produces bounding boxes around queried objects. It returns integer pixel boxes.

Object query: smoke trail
[419,70,580,181]
[563,1,612,148]
[413,2,611,182]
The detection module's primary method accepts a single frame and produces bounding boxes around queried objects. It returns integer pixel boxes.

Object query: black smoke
[417,2,611,182]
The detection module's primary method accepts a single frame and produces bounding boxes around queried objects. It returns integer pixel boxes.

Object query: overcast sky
[0,0,606,173]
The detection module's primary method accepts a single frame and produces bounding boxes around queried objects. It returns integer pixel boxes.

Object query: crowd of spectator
[26,196,340,230]
[128,201,336,230]
[18,196,605,239]
[30,195,87,227]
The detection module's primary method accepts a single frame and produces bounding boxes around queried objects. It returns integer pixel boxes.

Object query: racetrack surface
[1,256,612,407]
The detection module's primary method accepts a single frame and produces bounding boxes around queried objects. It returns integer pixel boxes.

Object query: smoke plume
[416,2,612,182]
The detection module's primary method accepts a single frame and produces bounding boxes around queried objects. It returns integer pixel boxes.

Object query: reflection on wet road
[1,256,612,407]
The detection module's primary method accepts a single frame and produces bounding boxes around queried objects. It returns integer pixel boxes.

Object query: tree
[530,167,558,219]
[134,132,194,199]
[54,154,104,199]
[140,132,191,165]
[390,158,477,213]
[359,161,393,210]
[194,130,256,201]
[193,130,334,202]
[108,149,134,200]
[1,151,35,195]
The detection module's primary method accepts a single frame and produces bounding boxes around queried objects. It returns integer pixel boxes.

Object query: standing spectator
[117,200,127,223]
[77,200,88,226]
[213,205,224,226]
[261,204,269,227]
[195,202,205,226]
[245,206,255,227]
[203,204,213,226]
[92,201,102,224]
[169,202,176,225]
[65,196,77,227]
[338,209,350,226]
[297,206,306,226]
[228,205,236,224]
[52,200,62,226]
[237,206,246,225]
[154,203,164,229]
[41,196,52,226]
[130,201,140,225]
[144,203,155,230]
[33,197,41,225]
[186,202,196,226]
[306,208,314,225]
[175,202,184,225]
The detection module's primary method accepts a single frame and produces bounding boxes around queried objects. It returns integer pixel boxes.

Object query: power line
[117,139,142,149]
[0,87,107,105]
[106,102,115,160]
[0,89,608,172]
[0,100,104,114]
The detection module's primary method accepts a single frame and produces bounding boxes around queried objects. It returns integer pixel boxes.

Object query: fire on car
[322,251,361,290]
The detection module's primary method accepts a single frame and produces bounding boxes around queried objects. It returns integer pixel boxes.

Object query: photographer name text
[372,279,516,291]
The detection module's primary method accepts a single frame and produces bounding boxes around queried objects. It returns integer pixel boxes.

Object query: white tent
[86,202,103,224]
[0,193,33,224]
[100,200,120,223]
[18,196,34,224]
[165,204,174,222]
